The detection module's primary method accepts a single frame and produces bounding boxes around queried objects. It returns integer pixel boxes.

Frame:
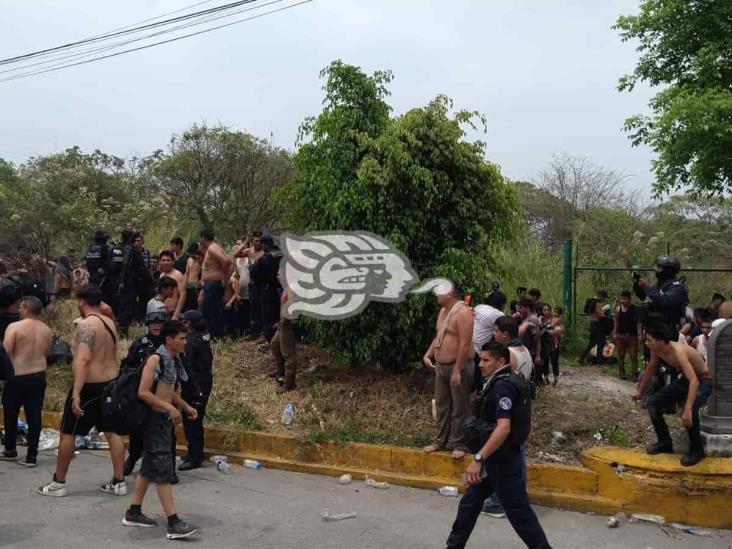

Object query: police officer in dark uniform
[446,341,551,549]
[85,230,111,287]
[633,255,688,397]
[178,310,213,471]
[633,255,688,340]
[249,235,282,346]
[106,230,151,337]
[122,310,172,477]
[133,233,152,323]
[0,278,21,341]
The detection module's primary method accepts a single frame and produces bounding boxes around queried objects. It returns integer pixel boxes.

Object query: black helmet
[93,229,109,243]
[0,278,20,307]
[653,255,681,275]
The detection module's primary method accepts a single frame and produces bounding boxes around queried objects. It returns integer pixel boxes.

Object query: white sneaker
[37,479,67,497]
[99,480,127,496]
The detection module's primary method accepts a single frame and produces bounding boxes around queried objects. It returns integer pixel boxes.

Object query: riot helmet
[653,255,681,283]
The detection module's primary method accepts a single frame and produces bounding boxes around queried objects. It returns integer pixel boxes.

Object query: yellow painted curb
[5,411,730,527]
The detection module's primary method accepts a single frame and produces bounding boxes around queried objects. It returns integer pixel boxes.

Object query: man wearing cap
[178,310,213,471]
[122,310,169,477]
[249,235,282,350]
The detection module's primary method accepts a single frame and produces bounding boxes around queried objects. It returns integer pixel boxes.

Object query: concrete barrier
[7,411,730,527]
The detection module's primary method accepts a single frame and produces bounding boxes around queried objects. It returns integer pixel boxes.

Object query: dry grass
[41,301,679,464]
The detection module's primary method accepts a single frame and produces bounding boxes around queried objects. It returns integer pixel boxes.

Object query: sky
[0,0,656,198]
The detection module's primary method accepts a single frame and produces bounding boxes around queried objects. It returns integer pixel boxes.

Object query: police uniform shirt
[481,365,521,458]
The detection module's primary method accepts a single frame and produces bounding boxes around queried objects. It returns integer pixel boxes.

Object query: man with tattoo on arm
[38,285,127,497]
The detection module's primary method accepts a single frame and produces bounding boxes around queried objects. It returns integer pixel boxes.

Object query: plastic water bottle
[281,403,296,426]
[210,455,231,473]
[243,459,262,470]
[438,486,459,497]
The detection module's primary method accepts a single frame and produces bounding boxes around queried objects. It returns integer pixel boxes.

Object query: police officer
[633,255,688,395]
[105,229,150,337]
[446,341,551,549]
[249,235,282,348]
[85,230,111,287]
[122,310,176,478]
[633,255,688,340]
[0,277,21,341]
[178,310,213,471]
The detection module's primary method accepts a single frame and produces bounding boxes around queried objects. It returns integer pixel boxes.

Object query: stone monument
[700,319,732,456]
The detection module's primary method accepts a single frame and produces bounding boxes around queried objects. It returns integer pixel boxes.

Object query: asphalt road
[1,450,731,548]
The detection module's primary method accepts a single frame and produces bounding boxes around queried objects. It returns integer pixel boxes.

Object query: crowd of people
[0,238,727,547]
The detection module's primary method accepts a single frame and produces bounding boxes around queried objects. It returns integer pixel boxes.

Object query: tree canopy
[615,0,732,197]
[275,60,519,368]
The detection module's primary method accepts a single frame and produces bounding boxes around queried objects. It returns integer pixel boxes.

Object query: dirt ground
[41,301,696,465]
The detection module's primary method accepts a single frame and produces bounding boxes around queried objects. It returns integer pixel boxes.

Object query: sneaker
[0,450,18,461]
[178,461,202,472]
[37,478,67,497]
[123,510,157,528]
[18,456,37,467]
[646,441,674,455]
[99,479,128,496]
[167,520,199,540]
[482,501,506,518]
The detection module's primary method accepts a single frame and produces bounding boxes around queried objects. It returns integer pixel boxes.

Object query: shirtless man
[123,320,199,540]
[38,285,127,497]
[158,250,186,320]
[422,281,474,459]
[183,243,202,312]
[632,322,711,466]
[1,296,52,466]
[198,228,234,339]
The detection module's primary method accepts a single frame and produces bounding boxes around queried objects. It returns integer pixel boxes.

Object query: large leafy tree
[615,0,732,197]
[143,124,293,239]
[275,60,518,369]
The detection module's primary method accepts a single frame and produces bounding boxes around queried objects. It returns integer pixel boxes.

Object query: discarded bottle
[337,474,352,485]
[438,486,459,497]
[243,459,262,470]
[365,475,389,489]
[606,512,627,528]
[321,511,357,522]
[210,455,231,473]
[281,403,296,426]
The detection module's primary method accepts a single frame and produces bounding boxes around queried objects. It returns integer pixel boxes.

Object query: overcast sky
[0,0,655,198]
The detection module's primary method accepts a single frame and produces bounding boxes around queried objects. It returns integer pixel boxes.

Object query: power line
[0,1,312,83]
[0,0,265,66]
[0,0,277,75]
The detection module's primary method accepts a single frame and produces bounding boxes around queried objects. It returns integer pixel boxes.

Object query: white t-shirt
[509,345,534,381]
[472,304,504,354]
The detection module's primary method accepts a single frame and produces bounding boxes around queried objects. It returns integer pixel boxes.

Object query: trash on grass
[593,431,602,441]
[281,403,296,426]
[551,432,566,446]
[321,511,357,522]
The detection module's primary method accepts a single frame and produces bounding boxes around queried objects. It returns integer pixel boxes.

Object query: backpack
[101,367,151,435]
[7,274,50,307]
[106,245,128,278]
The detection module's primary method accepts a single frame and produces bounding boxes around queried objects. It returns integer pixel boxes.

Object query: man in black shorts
[123,320,199,540]
[38,285,126,497]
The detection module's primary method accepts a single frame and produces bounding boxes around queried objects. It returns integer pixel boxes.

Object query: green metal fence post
[563,239,572,328]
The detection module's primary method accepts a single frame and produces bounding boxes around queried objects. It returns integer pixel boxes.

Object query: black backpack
[47,335,73,366]
[101,356,157,436]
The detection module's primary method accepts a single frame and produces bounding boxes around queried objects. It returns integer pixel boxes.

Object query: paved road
[1,450,731,548]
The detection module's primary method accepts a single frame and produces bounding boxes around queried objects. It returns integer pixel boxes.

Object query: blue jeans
[446,450,551,548]
[202,281,225,339]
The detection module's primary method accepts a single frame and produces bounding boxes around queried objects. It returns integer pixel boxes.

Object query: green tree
[615,0,732,197]
[276,60,519,369]
[144,124,293,239]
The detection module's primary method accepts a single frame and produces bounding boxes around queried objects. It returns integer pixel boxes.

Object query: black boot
[646,440,674,455]
[681,451,705,467]
[178,461,202,472]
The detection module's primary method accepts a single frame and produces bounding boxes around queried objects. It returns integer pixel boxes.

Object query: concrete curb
[14,411,732,528]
